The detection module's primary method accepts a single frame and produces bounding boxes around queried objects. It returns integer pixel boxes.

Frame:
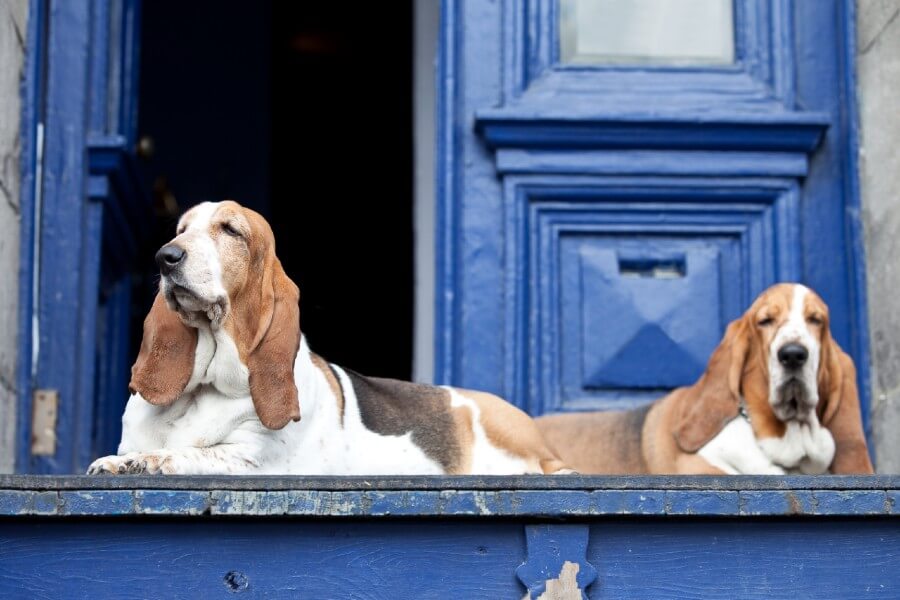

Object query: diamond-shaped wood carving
[580,245,721,389]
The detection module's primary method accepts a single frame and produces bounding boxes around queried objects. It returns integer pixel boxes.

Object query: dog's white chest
[698,417,786,475]
[187,327,249,397]
[698,413,835,475]
[119,388,259,453]
[757,417,835,474]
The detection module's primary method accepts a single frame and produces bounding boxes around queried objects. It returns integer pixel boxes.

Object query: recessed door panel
[578,243,722,390]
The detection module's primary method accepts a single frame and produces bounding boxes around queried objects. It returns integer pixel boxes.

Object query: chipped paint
[517,524,596,599]
[1,477,900,517]
[522,562,582,600]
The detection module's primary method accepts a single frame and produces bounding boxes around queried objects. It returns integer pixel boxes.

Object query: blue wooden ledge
[3,477,899,599]
[1,475,899,517]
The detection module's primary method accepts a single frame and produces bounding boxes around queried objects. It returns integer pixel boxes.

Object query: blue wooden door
[17,0,148,473]
[436,0,869,429]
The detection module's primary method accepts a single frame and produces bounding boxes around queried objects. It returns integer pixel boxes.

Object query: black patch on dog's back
[624,402,653,436]
[344,369,461,472]
[606,402,653,472]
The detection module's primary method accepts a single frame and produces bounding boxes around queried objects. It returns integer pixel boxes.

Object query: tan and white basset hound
[537,283,875,475]
[87,200,570,476]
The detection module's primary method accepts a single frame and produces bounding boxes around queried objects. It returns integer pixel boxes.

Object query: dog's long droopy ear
[245,257,302,430]
[817,325,844,426]
[129,292,198,405]
[818,336,874,473]
[673,317,749,453]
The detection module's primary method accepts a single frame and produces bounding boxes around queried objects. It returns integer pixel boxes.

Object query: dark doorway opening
[137,1,414,379]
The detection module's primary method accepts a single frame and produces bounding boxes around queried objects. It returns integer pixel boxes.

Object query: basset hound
[537,283,875,475]
[87,201,570,476]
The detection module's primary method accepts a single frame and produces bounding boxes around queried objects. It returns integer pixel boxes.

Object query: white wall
[859,0,900,473]
[0,0,28,473]
[413,0,439,384]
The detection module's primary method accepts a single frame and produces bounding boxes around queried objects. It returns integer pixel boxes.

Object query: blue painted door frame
[17,0,146,474]
[436,0,871,446]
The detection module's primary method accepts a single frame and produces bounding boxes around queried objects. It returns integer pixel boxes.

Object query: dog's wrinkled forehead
[175,201,247,238]
[750,283,828,336]
[802,287,829,323]
[751,284,793,324]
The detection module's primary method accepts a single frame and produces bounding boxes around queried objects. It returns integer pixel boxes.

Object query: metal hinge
[31,389,58,456]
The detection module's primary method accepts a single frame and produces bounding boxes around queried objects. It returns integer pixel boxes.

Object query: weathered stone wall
[858,0,900,472]
[0,0,27,473]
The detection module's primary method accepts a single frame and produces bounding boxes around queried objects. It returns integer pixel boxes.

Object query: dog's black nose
[777,343,808,369]
[155,244,186,274]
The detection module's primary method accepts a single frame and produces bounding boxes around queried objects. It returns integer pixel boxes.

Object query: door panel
[521,179,799,414]
[575,243,722,390]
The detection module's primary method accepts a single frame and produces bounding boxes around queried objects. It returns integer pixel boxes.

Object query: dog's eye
[221,222,242,237]
[807,315,823,326]
[757,317,774,327]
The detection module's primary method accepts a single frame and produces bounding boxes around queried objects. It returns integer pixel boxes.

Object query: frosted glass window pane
[560,0,735,65]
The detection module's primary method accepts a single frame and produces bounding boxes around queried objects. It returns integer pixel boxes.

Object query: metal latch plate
[31,389,58,456]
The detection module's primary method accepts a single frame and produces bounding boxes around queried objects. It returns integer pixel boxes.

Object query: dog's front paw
[551,468,580,475]
[761,464,787,475]
[87,452,177,475]
[87,454,131,475]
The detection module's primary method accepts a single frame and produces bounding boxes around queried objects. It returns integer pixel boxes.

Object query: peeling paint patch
[328,491,367,515]
[740,491,815,515]
[59,491,133,515]
[815,490,886,515]
[0,491,31,515]
[367,490,443,515]
[30,491,58,515]
[590,490,665,514]
[522,561,582,600]
[135,490,210,515]
[0,490,58,516]
[211,491,291,515]
[283,490,333,514]
[0,487,899,517]
[665,490,739,515]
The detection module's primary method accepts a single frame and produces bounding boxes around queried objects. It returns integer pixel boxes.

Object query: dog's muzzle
[773,378,816,422]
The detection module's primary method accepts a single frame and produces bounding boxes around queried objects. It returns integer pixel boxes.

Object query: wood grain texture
[587,519,900,599]
[1,517,898,598]
[0,520,526,599]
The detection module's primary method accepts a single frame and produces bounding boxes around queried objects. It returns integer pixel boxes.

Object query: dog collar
[738,400,751,422]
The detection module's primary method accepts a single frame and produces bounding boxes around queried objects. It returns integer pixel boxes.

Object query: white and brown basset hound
[537,283,875,475]
[87,201,570,476]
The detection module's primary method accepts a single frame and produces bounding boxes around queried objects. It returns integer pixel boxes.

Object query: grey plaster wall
[858,0,900,473]
[413,0,439,384]
[0,0,27,473]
